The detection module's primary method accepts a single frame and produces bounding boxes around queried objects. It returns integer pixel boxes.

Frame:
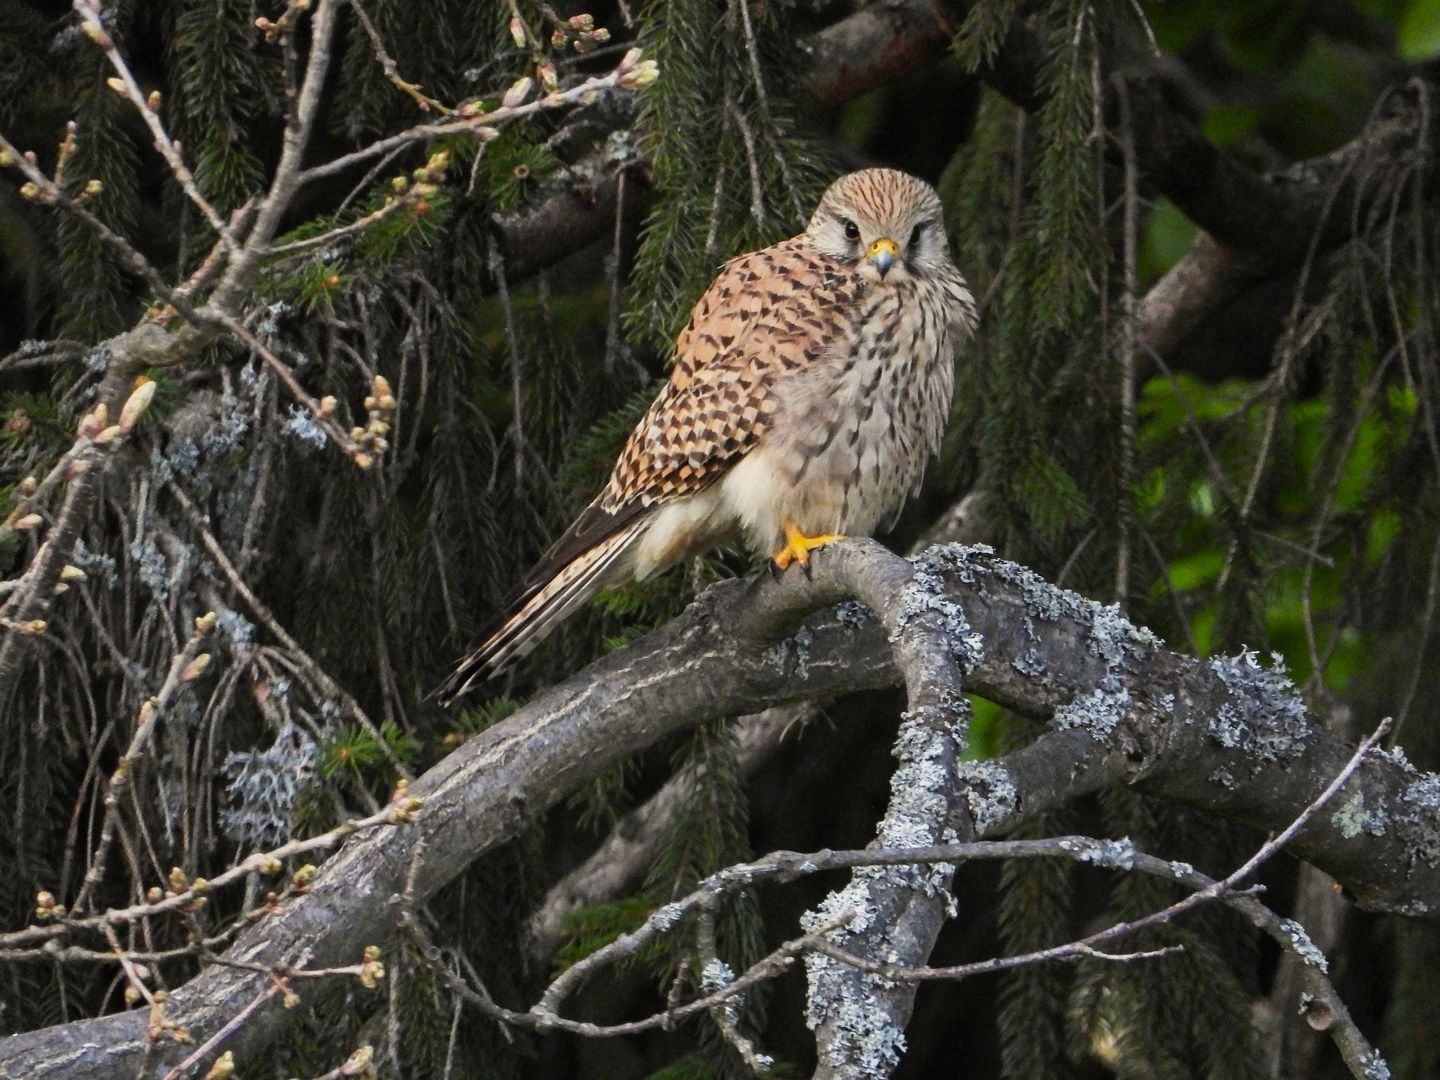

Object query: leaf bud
[78,403,108,438]
[501,77,533,109]
[118,376,156,432]
[340,1046,375,1076]
[619,59,660,90]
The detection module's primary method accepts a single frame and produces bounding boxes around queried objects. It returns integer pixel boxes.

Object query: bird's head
[804,168,952,285]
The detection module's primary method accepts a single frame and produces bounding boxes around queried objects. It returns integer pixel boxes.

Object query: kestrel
[439,168,976,700]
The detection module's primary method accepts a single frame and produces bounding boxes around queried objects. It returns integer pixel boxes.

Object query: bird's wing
[601,238,857,511]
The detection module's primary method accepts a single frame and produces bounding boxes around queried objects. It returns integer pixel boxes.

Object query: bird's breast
[722,283,958,550]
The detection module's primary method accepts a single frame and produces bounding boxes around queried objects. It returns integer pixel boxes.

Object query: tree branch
[2,541,1433,1076]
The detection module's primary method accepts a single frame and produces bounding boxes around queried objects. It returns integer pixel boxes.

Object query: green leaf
[1399,0,1440,59]
[1139,198,1198,285]
[1200,104,1261,148]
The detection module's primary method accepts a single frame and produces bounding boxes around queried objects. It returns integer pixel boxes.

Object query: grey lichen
[1088,602,1162,667]
[1059,836,1137,872]
[700,957,736,993]
[1393,772,1440,866]
[954,759,1019,835]
[220,721,317,846]
[1011,613,1049,679]
[1369,744,1416,774]
[1052,682,1131,739]
[1279,919,1329,971]
[1360,1049,1392,1080]
[650,902,685,930]
[865,703,969,897]
[217,608,256,649]
[1206,649,1311,762]
[1331,791,1387,840]
[283,404,329,448]
[1209,766,1237,789]
[205,390,253,455]
[762,625,814,680]
[834,600,878,628]
[803,879,878,937]
[71,538,118,588]
[128,536,172,602]
[893,550,984,672]
[803,946,906,1078]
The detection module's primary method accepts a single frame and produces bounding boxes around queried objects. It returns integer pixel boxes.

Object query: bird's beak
[867,237,899,277]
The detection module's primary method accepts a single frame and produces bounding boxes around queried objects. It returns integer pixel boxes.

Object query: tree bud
[502,77,533,109]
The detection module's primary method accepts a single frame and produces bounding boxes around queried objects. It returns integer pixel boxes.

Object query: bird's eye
[909,222,925,248]
[843,219,860,242]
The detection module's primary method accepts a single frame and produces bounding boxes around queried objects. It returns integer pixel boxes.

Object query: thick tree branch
[2,541,1434,1076]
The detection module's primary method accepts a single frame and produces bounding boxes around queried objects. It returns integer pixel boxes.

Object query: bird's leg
[770,520,846,574]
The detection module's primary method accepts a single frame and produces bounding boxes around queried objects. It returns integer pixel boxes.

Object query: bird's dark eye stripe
[909,220,930,246]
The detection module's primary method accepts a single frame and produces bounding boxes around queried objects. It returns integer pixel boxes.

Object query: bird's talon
[770,524,846,575]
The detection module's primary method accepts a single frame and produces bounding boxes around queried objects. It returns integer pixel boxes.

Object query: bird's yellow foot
[770,522,846,573]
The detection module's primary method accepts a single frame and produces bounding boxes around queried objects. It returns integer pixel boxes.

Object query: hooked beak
[867,237,899,277]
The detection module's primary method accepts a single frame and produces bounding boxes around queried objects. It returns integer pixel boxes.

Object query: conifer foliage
[1,1,1439,1077]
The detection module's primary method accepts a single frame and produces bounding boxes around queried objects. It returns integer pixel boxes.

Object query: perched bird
[438,168,976,701]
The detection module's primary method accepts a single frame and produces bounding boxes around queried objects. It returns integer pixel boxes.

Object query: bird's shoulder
[670,236,867,389]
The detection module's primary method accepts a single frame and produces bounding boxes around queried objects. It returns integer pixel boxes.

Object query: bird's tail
[434,512,647,704]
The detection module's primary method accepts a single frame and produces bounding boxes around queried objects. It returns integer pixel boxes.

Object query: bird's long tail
[434,514,647,704]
